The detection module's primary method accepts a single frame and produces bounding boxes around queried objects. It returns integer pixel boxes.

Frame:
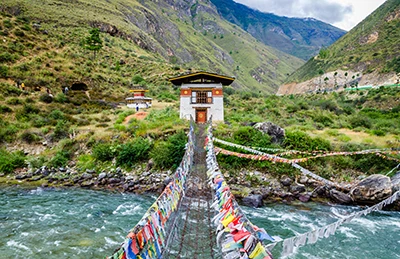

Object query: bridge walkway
[162,124,220,258]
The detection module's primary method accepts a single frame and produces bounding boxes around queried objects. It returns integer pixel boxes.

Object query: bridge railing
[107,120,195,259]
[205,121,275,259]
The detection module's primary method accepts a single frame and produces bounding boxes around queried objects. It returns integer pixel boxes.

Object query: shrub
[31,115,51,128]
[132,75,145,84]
[52,120,70,140]
[150,131,187,169]
[157,92,178,102]
[0,83,22,96]
[0,52,15,63]
[0,124,18,143]
[0,149,26,174]
[76,154,96,172]
[349,115,372,129]
[116,138,152,167]
[47,150,70,168]
[14,29,25,37]
[49,109,65,120]
[92,143,116,162]
[0,105,12,113]
[371,129,386,136]
[233,126,271,147]
[283,130,331,151]
[20,131,40,144]
[6,97,23,105]
[54,93,68,103]
[39,93,53,103]
[0,65,8,77]
[27,156,47,169]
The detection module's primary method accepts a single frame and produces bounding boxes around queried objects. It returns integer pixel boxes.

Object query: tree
[344,72,348,88]
[324,76,329,91]
[85,28,103,59]
[318,69,324,91]
[333,71,338,88]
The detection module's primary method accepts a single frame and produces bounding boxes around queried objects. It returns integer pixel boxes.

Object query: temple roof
[168,72,235,86]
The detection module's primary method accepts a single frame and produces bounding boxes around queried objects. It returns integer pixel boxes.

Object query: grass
[0,0,303,94]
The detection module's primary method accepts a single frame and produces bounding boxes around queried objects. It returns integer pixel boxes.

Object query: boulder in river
[330,189,353,204]
[350,174,392,204]
[391,171,400,192]
[242,194,263,208]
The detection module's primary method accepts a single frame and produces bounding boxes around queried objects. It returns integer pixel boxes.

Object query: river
[1,186,399,258]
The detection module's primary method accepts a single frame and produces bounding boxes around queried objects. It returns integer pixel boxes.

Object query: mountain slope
[0,0,304,94]
[286,0,400,86]
[210,0,346,60]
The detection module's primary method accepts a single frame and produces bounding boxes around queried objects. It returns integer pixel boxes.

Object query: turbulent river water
[1,186,399,259]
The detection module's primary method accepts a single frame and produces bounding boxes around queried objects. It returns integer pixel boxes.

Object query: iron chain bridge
[107,119,400,259]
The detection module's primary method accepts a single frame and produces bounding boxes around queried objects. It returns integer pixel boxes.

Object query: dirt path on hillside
[123,112,148,124]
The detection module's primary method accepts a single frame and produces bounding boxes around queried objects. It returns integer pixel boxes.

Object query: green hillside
[287,0,400,83]
[210,0,346,60]
[0,0,304,94]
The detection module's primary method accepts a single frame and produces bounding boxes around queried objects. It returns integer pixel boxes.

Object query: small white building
[126,89,152,109]
[169,72,235,123]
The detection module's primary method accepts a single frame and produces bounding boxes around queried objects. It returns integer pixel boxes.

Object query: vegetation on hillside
[213,86,400,181]
[0,0,303,93]
[287,0,400,83]
[1,80,399,185]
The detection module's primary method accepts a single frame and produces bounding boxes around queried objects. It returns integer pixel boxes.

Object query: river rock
[253,122,285,143]
[260,187,271,199]
[59,167,67,172]
[98,172,107,181]
[81,180,94,187]
[290,184,306,194]
[108,178,120,184]
[163,177,172,186]
[81,173,93,180]
[15,174,28,180]
[146,159,154,171]
[116,167,122,175]
[330,189,353,204]
[298,193,311,202]
[350,174,392,203]
[142,171,151,177]
[280,175,292,186]
[42,169,50,177]
[299,175,309,184]
[242,194,263,208]
[86,169,96,174]
[391,171,400,192]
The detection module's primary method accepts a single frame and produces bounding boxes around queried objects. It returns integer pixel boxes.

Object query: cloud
[234,0,353,24]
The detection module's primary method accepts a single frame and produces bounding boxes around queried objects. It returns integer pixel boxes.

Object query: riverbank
[2,164,400,210]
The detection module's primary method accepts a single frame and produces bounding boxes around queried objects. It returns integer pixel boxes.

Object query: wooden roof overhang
[169,72,235,86]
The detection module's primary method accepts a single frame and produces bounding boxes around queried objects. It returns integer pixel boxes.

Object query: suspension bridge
[107,120,400,259]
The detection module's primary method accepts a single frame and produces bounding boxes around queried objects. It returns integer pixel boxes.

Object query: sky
[234,0,387,31]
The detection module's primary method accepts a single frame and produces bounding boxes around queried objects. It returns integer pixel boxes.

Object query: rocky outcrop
[350,174,392,204]
[253,122,285,143]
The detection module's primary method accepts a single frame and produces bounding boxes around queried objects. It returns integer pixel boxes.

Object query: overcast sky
[234,0,387,31]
